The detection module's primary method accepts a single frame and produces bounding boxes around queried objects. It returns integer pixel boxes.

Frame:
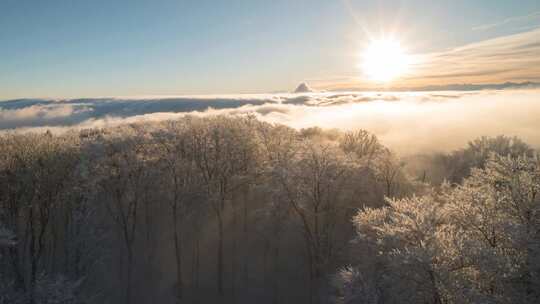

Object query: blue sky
[1,0,540,99]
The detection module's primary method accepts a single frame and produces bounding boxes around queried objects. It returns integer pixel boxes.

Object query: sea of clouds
[1,89,539,155]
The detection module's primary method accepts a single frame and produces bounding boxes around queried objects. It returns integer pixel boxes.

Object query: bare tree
[187,116,259,299]
[0,132,86,303]
[275,140,352,304]
[154,120,204,303]
[95,126,154,304]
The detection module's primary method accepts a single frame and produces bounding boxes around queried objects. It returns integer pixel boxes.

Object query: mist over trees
[0,115,538,304]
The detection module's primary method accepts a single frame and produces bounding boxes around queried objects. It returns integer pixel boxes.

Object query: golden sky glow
[311,28,540,91]
[1,1,539,99]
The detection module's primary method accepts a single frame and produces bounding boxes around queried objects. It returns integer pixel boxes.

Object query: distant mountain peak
[294,82,313,93]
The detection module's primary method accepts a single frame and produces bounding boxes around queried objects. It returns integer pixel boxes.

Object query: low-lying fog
[1,89,539,155]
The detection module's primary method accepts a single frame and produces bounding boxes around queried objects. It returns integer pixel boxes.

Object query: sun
[361,38,410,83]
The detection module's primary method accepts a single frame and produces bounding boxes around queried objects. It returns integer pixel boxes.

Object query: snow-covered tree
[340,153,540,304]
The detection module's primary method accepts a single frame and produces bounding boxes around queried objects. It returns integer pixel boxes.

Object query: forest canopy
[0,115,538,304]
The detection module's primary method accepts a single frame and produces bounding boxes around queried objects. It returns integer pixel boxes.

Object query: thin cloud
[472,11,540,31]
[405,28,540,85]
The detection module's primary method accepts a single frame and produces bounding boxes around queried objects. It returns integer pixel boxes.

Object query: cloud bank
[1,90,540,155]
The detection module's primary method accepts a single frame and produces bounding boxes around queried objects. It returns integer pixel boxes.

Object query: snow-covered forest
[0,115,539,304]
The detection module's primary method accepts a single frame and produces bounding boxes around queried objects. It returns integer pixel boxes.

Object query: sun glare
[361,39,410,83]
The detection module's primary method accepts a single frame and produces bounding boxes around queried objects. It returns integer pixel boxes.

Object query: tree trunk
[263,239,270,289]
[173,205,183,303]
[8,247,25,292]
[125,248,133,304]
[231,195,238,304]
[29,207,37,304]
[217,211,225,297]
[192,234,200,303]
[242,189,249,291]
[272,244,280,304]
